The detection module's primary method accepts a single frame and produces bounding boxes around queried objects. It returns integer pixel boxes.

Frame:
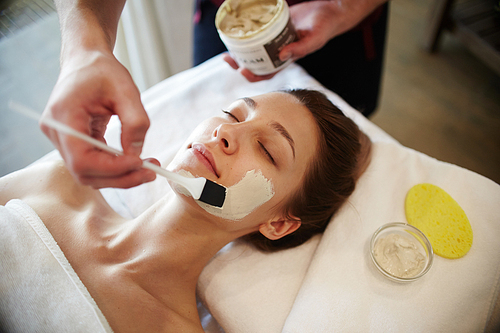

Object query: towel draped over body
[0,199,112,333]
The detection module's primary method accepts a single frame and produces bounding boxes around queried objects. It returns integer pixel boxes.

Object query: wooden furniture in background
[423,0,500,75]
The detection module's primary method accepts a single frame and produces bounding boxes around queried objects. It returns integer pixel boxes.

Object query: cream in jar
[219,0,279,37]
[373,233,426,278]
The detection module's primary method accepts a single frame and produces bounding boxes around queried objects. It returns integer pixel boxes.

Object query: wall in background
[114,0,194,92]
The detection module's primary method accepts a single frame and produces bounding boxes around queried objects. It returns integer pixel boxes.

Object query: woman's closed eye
[222,110,239,122]
[259,141,275,165]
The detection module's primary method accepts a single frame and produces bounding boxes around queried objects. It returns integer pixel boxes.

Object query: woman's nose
[214,123,238,155]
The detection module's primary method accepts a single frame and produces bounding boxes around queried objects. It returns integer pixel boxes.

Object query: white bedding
[35,55,500,332]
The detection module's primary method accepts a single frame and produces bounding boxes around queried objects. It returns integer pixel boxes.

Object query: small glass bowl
[370,222,434,282]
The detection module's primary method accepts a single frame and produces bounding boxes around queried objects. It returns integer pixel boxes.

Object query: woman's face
[168,92,319,226]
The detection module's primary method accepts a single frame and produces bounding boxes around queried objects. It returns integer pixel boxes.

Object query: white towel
[0,199,112,333]
[281,142,500,332]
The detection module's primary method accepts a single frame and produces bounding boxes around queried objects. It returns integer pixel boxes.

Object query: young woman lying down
[0,89,371,332]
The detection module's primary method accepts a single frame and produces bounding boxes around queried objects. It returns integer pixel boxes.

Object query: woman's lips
[191,143,219,177]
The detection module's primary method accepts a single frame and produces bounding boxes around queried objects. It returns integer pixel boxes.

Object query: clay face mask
[373,233,426,278]
[177,169,275,220]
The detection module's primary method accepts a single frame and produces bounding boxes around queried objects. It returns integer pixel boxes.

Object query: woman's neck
[106,194,237,298]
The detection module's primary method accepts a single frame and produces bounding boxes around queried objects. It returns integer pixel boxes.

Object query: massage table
[2,55,499,332]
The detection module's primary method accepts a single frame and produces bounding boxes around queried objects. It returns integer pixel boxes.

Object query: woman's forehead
[248,92,314,127]
[250,91,301,106]
[225,92,319,162]
[228,93,304,119]
[258,93,318,159]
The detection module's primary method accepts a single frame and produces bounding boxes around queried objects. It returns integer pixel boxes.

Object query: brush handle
[42,117,202,192]
[9,100,126,157]
[8,101,205,198]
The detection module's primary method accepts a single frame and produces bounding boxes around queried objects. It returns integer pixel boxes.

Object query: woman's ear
[259,217,301,240]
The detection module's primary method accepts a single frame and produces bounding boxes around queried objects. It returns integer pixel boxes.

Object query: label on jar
[228,17,297,74]
[264,18,297,68]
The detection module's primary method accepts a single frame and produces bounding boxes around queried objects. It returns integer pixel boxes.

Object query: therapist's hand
[222,53,279,82]
[41,50,158,189]
[224,0,387,82]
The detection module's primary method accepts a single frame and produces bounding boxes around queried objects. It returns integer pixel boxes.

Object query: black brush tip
[198,180,226,208]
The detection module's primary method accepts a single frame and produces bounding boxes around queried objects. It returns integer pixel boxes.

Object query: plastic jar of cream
[215,0,298,75]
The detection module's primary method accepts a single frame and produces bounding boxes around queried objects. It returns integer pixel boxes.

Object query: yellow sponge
[405,183,473,259]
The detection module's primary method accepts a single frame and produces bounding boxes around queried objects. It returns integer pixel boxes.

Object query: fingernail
[145,171,156,182]
[130,141,143,156]
[280,51,292,62]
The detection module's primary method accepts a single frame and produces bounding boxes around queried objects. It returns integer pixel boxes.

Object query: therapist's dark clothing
[193,0,389,117]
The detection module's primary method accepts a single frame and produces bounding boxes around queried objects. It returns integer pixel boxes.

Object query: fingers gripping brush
[8,101,227,208]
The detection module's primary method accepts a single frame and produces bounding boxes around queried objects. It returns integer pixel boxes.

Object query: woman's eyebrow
[241,96,295,160]
[270,121,295,160]
[242,97,257,109]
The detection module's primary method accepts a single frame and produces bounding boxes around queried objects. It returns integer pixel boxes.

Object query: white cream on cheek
[176,169,275,221]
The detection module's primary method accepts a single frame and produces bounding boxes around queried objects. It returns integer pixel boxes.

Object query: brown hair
[242,89,372,251]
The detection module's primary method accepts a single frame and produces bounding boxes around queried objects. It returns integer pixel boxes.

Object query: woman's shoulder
[0,160,91,206]
[1,160,63,204]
